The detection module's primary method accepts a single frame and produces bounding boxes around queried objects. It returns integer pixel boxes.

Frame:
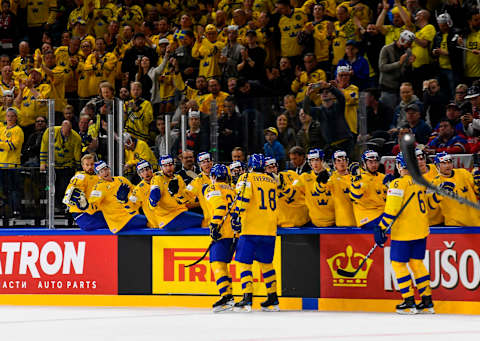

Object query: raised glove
[373,226,387,248]
[383,174,396,187]
[168,178,179,196]
[70,188,88,210]
[230,212,241,233]
[316,170,330,184]
[116,183,130,203]
[440,181,455,193]
[149,185,161,207]
[348,162,360,176]
[209,223,221,241]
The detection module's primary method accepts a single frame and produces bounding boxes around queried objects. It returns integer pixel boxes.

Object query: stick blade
[336,268,357,278]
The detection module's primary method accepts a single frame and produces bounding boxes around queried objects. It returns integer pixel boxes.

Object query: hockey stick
[337,192,415,278]
[400,134,480,210]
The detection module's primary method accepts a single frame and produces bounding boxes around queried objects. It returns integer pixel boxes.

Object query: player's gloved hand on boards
[440,181,455,193]
[383,174,396,187]
[373,225,387,248]
[149,185,161,207]
[116,183,130,203]
[348,162,360,177]
[316,170,330,184]
[230,212,242,232]
[168,178,179,196]
[209,223,221,241]
[70,188,89,210]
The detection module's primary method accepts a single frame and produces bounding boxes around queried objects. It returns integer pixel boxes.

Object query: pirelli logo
[153,236,282,295]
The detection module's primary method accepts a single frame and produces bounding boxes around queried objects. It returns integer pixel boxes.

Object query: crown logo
[326,245,373,287]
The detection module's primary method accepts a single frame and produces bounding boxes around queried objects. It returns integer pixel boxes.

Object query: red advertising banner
[320,234,480,301]
[0,235,117,294]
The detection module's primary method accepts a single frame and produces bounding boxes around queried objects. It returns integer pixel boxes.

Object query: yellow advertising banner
[152,236,282,295]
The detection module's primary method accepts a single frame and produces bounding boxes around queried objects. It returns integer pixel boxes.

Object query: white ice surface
[1,306,480,341]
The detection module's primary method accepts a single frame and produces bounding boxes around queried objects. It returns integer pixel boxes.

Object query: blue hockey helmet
[248,153,265,171]
[307,148,324,161]
[434,151,452,164]
[210,163,229,181]
[136,159,152,172]
[159,154,174,167]
[396,152,407,169]
[94,160,109,174]
[265,157,278,167]
[332,150,348,162]
[361,149,380,162]
[197,151,211,163]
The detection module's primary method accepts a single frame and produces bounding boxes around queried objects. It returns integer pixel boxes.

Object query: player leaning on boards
[374,153,437,314]
[128,160,158,228]
[63,154,107,230]
[231,154,280,312]
[204,164,237,312]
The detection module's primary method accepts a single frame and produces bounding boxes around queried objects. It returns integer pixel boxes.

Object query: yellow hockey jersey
[124,139,158,171]
[0,124,24,168]
[204,182,236,239]
[350,170,386,227]
[341,84,359,134]
[124,98,154,142]
[149,172,188,228]
[423,164,442,225]
[291,69,326,105]
[276,170,309,227]
[26,0,56,28]
[88,176,138,233]
[11,55,34,80]
[332,19,357,66]
[84,52,118,94]
[379,174,432,241]
[17,83,51,127]
[39,66,67,113]
[235,172,278,236]
[64,171,99,214]
[327,170,356,227]
[465,30,480,78]
[129,179,156,228]
[192,38,225,78]
[185,172,212,227]
[278,8,307,57]
[293,170,334,227]
[432,169,480,226]
[40,127,81,168]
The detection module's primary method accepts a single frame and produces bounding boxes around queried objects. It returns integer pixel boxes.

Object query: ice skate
[212,294,234,313]
[260,293,280,312]
[396,296,417,314]
[233,293,252,312]
[416,295,435,314]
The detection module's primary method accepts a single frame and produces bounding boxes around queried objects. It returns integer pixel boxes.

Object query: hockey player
[432,152,480,226]
[265,157,309,228]
[288,148,334,227]
[414,148,441,225]
[374,153,436,314]
[128,160,157,228]
[327,150,356,227]
[232,154,279,312]
[204,164,237,312]
[64,154,107,230]
[74,161,148,233]
[349,150,386,228]
[183,152,213,227]
[149,155,203,229]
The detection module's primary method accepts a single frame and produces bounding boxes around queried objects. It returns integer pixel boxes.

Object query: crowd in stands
[0,0,479,220]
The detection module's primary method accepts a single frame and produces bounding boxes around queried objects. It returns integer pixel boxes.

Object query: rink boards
[0,226,480,314]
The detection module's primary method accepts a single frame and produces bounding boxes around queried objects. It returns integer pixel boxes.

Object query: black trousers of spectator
[0,168,21,216]
[55,168,75,213]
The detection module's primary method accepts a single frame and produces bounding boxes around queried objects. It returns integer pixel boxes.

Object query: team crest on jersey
[295,14,302,21]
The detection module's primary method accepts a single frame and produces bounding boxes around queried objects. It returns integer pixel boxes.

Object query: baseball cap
[264,127,278,136]
[446,101,460,109]
[465,86,480,99]
[405,103,420,112]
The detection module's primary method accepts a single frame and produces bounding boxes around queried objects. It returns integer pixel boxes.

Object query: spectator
[275,0,307,65]
[84,37,117,97]
[392,82,423,130]
[0,89,19,122]
[462,11,480,85]
[122,32,158,84]
[378,30,416,110]
[263,127,285,167]
[423,79,449,129]
[336,65,359,135]
[123,133,157,182]
[0,65,14,93]
[300,4,330,72]
[40,120,82,212]
[135,56,154,101]
[291,53,326,105]
[441,102,466,136]
[337,40,370,90]
[331,5,354,68]
[175,149,199,185]
[425,118,467,154]
[192,24,224,79]
[0,107,23,217]
[287,146,311,174]
[11,41,33,81]
[155,116,176,157]
[0,0,18,58]
[77,40,94,100]
[173,30,198,80]
[237,30,266,82]
[266,57,295,97]
[282,94,301,131]
[22,115,46,166]
[124,81,154,143]
[62,105,78,131]
[454,84,472,115]
[364,87,394,136]
[402,103,432,145]
[172,110,209,156]
[275,113,296,151]
[362,25,384,80]
[220,25,244,84]
[376,0,413,46]
[296,108,324,151]
[461,86,480,137]
[391,127,415,155]
[218,96,242,161]
[231,146,246,162]
[199,78,229,115]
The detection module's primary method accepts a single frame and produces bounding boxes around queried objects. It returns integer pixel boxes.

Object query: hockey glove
[70,188,89,210]
[382,174,396,187]
[348,162,360,176]
[168,178,179,196]
[149,185,161,207]
[373,226,387,248]
[440,181,455,193]
[116,183,130,203]
[209,223,222,241]
[316,170,330,184]
[230,212,242,233]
